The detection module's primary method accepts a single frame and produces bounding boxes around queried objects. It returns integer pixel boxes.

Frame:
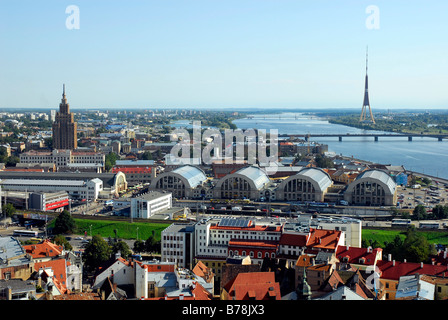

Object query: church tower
[52,84,78,150]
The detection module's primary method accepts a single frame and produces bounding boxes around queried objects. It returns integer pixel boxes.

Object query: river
[232,112,448,179]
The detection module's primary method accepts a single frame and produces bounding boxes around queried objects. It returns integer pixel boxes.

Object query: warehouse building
[344,169,397,206]
[275,167,333,202]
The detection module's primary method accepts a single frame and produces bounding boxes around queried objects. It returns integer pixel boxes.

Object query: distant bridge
[280,133,448,142]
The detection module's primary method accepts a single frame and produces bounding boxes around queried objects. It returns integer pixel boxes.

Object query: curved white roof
[278,167,332,192]
[233,166,270,190]
[352,169,396,194]
[171,165,207,188]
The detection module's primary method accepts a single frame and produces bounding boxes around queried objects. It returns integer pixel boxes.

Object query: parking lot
[396,183,447,210]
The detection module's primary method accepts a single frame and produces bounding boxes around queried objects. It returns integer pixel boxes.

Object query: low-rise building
[130,191,172,219]
[0,237,34,281]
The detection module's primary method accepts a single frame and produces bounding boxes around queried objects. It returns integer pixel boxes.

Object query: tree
[105,152,120,171]
[82,234,112,272]
[133,239,145,254]
[401,225,436,263]
[53,210,76,235]
[432,205,448,220]
[413,205,427,220]
[54,235,73,251]
[141,151,153,160]
[2,203,16,217]
[112,240,131,259]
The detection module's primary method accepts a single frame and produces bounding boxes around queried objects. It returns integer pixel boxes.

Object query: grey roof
[0,171,122,188]
[1,179,86,186]
[0,237,32,268]
[0,279,36,293]
[355,169,397,194]
[316,285,366,300]
[234,166,270,190]
[115,160,155,166]
[294,167,333,191]
[395,275,434,300]
[172,165,207,188]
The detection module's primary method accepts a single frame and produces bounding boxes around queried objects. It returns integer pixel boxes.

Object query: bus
[391,219,412,227]
[13,230,38,237]
[419,222,439,229]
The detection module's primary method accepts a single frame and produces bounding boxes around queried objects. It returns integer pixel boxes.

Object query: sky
[0,0,447,110]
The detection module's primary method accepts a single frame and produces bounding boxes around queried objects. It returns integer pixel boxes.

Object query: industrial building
[149,165,207,199]
[275,167,333,202]
[213,166,272,201]
[344,169,398,206]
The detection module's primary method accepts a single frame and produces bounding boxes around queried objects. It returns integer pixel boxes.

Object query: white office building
[130,191,172,219]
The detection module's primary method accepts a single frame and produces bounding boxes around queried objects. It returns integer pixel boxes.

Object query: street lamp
[136,227,139,241]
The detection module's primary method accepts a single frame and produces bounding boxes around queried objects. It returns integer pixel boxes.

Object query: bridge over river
[280,133,448,141]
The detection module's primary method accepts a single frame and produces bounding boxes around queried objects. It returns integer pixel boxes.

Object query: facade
[276,167,333,202]
[29,191,69,211]
[0,171,127,198]
[194,217,282,283]
[213,166,272,201]
[376,259,448,300]
[112,160,155,186]
[130,191,172,219]
[161,223,196,269]
[52,85,77,150]
[0,178,103,201]
[20,149,105,172]
[344,169,398,206]
[150,165,207,199]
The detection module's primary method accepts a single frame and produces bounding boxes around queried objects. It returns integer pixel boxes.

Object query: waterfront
[233,112,448,179]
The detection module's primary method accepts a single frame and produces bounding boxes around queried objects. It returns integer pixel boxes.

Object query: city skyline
[1,1,447,110]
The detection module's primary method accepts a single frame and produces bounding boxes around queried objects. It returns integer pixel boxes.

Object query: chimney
[393,260,395,266]
[421,262,424,269]
[444,250,447,259]
[388,254,392,262]
[7,287,12,301]
[404,259,407,263]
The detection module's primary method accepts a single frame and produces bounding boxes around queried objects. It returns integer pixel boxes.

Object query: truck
[231,206,242,211]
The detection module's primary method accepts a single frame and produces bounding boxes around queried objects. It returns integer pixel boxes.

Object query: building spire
[63,83,66,98]
[366,46,368,74]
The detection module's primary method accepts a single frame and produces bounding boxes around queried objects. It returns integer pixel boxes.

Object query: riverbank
[232,112,448,179]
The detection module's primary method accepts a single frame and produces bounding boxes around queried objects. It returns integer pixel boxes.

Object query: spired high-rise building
[52,84,78,150]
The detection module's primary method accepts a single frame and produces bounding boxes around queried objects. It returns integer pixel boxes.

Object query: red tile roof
[280,233,308,247]
[228,239,279,249]
[223,272,281,300]
[24,240,63,259]
[306,228,341,251]
[336,246,382,265]
[376,260,448,281]
[295,254,314,267]
[35,259,68,294]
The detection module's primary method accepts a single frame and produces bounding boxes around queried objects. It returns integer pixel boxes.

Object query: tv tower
[360,47,375,124]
